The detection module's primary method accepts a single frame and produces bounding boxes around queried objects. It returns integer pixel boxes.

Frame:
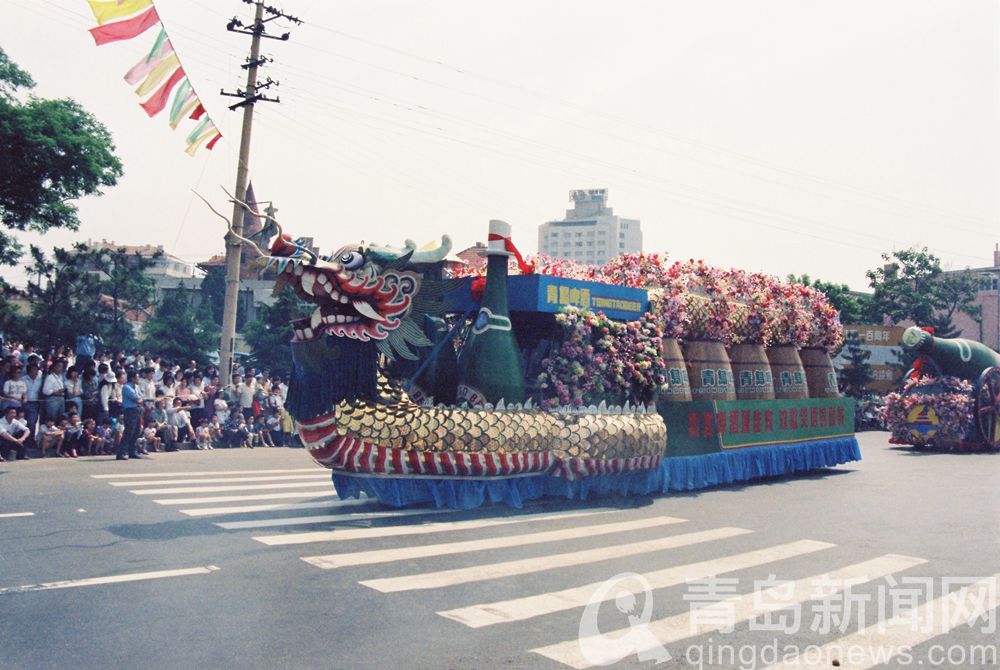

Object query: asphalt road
[1,434,998,670]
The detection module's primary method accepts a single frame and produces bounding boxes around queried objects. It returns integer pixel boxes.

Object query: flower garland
[537,307,666,408]
[883,375,974,445]
[447,249,844,353]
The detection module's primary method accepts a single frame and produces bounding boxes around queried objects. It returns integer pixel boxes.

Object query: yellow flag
[134,53,179,97]
[87,0,153,25]
[185,128,218,156]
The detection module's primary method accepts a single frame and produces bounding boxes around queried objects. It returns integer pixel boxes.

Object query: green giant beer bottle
[456,220,526,407]
[901,326,1000,380]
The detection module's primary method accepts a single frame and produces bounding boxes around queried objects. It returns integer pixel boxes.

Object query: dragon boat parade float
[883,326,1000,451]
[261,219,861,509]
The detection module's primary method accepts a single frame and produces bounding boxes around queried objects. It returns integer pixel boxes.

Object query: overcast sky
[2,0,997,290]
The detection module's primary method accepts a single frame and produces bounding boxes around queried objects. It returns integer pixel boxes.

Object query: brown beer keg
[729,343,775,400]
[659,337,692,402]
[799,347,840,398]
[683,340,736,401]
[766,345,810,399]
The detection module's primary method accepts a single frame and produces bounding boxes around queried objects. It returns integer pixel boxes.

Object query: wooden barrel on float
[729,343,776,400]
[800,347,840,398]
[683,340,737,401]
[767,345,810,399]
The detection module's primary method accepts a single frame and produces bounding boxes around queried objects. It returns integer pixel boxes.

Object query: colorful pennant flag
[139,66,185,117]
[85,1,221,155]
[123,29,173,85]
[89,5,160,46]
[87,0,153,26]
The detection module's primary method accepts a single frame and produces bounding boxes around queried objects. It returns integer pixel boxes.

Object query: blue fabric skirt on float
[331,436,861,510]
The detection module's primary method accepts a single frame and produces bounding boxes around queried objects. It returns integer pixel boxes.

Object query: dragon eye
[339,251,364,270]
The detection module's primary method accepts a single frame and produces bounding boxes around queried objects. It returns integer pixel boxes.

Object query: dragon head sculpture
[266,234,453,362]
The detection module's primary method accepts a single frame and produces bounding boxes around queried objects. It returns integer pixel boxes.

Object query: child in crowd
[252,414,276,448]
[39,418,65,458]
[82,418,104,456]
[225,413,251,448]
[207,415,223,448]
[194,418,213,450]
[266,410,283,447]
[64,415,84,457]
[142,424,162,453]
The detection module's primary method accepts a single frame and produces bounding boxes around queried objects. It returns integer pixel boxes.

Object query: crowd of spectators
[0,337,295,462]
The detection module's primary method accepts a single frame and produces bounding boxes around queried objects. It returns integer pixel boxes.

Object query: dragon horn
[221,186,285,241]
[193,190,268,258]
[366,240,417,265]
[407,235,452,264]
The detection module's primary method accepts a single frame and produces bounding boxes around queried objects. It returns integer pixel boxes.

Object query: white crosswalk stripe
[304,515,691,571]
[438,539,835,628]
[532,553,928,668]
[215,507,454,529]
[761,573,1000,670]
[130,481,336,495]
[91,468,319,479]
[109,474,330,487]
[153,491,336,505]
[253,509,615,546]
[359,526,752,593]
[179,499,349,516]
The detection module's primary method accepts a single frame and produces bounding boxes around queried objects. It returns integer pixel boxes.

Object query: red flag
[89,6,160,46]
[190,103,206,120]
[206,132,222,150]
[139,67,185,117]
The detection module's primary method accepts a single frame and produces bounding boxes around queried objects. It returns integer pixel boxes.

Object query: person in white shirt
[0,407,30,461]
[22,362,43,447]
[2,362,27,411]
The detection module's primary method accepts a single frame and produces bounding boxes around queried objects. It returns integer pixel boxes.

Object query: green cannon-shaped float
[889,326,1000,449]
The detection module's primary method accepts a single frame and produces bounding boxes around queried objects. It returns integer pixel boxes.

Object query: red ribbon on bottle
[487,233,535,275]
[909,325,936,379]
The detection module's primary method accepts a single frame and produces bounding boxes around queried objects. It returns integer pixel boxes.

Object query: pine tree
[142,285,218,366]
[243,285,310,378]
[838,331,874,398]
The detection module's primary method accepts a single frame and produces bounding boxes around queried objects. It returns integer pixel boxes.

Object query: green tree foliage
[0,48,123,265]
[787,274,873,325]
[142,286,218,367]
[24,245,100,351]
[24,244,158,351]
[243,285,310,378]
[90,246,159,351]
[198,264,250,329]
[866,248,982,333]
[837,331,874,398]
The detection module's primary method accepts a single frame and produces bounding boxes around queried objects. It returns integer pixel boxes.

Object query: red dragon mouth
[283,261,415,343]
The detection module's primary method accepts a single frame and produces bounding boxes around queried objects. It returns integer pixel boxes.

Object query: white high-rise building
[537,189,642,265]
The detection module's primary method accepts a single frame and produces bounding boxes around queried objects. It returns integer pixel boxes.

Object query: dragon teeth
[353,300,385,322]
[311,309,323,329]
[301,271,316,296]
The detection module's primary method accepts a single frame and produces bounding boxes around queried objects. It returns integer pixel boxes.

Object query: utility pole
[218,0,301,384]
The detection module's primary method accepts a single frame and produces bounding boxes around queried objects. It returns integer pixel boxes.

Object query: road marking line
[358,526,747,593]
[110,474,331,487]
[438,539,835,628]
[130,481,336,495]
[0,565,221,595]
[0,512,35,519]
[153,491,339,505]
[304,515,689,570]
[254,509,620,546]
[91,468,320,479]
[532,553,928,669]
[179,500,351,516]
[216,507,454,529]
[761,572,1000,670]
